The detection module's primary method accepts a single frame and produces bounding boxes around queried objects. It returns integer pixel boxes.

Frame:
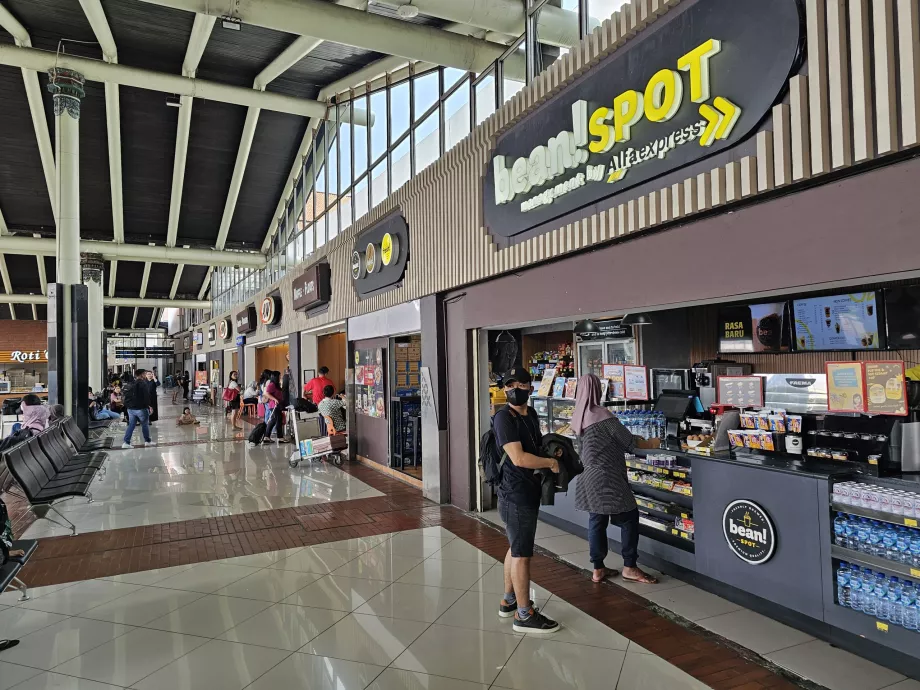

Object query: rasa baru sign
[352,212,409,298]
[723,499,776,565]
[483,0,803,239]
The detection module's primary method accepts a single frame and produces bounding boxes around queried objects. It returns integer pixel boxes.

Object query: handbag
[257,402,266,417]
[222,387,239,402]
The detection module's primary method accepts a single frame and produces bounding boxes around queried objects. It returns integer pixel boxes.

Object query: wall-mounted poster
[602,364,625,399]
[624,366,649,401]
[536,367,557,397]
[826,362,866,413]
[354,348,386,418]
[864,361,907,416]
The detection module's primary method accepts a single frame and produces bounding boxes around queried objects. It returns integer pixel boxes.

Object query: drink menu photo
[794,293,880,351]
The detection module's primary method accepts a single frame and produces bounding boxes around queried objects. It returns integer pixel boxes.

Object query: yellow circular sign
[381,232,400,267]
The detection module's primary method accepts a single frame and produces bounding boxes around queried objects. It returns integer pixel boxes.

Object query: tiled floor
[17,396,381,539]
[1,527,694,690]
[481,510,918,690]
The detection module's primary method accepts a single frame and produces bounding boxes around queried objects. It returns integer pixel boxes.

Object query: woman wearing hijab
[572,374,658,585]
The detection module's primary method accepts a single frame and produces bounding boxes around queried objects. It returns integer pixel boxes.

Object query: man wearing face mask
[492,366,561,634]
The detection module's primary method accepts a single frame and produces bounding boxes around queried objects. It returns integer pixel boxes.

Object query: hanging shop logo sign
[352,212,410,298]
[0,350,49,363]
[260,295,283,326]
[183,335,190,350]
[236,305,257,334]
[293,261,331,312]
[722,499,776,565]
[207,323,217,346]
[482,0,803,239]
[217,318,231,341]
[575,319,631,342]
[194,331,203,348]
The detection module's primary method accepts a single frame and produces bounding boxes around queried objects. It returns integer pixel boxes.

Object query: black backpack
[478,407,522,487]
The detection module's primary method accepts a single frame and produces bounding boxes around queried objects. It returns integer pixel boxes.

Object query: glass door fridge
[577,338,638,378]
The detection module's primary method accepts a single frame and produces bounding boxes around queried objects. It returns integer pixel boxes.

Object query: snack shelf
[626,459,691,480]
[830,545,920,581]
[831,502,920,529]
[635,496,692,519]
[629,482,694,506]
[669,527,695,542]
[637,521,695,552]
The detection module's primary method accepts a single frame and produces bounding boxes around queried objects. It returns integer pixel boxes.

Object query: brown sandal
[621,569,659,584]
[592,567,619,583]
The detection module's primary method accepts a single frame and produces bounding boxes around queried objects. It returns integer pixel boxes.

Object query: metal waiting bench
[1,539,37,602]
[3,424,106,535]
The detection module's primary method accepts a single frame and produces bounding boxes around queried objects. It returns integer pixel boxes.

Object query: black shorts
[499,499,539,558]
[228,396,241,410]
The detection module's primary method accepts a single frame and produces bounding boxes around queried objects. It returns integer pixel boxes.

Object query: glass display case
[577,339,638,378]
[532,396,575,438]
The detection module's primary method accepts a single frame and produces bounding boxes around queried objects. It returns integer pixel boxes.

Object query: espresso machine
[693,360,753,408]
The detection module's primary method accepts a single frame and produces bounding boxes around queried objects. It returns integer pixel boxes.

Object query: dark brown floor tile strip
[12,460,805,689]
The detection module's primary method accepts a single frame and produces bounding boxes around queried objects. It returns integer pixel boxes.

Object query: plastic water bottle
[902,582,918,631]
[888,577,903,626]
[875,573,890,621]
[857,519,872,553]
[897,527,912,564]
[863,569,878,616]
[845,516,860,551]
[836,562,851,607]
[911,531,920,567]
[884,524,899,560]
[868,520,884,557]
[849,567,864,610]
[833,513,848,546]
[658,413,666,440]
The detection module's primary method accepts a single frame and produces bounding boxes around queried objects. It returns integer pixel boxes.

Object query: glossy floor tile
[0,661,42,690]
[280,574,390,611]
[493,636,627,690]
[0,608,69,639]
[766,639,907,690]
[5,616,132,670]
[696,607,815,655]
[331,548,423,582]
[213,568,323,602]
[80,585,204,626]
[21,395,380,538]
[367,670,489,690]
[427,539,499,565]
[355,582,465,623]
[305,612,428,666]
[218,603,347,650]
[3,672,125,690]
[266,546,360,574]
[397,558,491,590]
[152,562,260,594]
[244,652,384,690]
[20,581,142,617]
[144,594,271,637]
[643,584,743,622]
[615,648,712,689]
[434,590,540,635]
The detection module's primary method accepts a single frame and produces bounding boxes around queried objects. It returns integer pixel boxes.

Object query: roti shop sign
[1,350,49,363]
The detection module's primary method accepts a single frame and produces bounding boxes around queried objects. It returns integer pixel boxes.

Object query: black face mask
[505,387,531,406]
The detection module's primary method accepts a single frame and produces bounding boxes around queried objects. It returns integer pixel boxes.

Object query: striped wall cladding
[194,0,920,354]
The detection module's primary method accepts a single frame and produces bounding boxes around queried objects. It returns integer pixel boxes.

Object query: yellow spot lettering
[644,69,683,122]
[613,90,644,143]
[677,39,721,103]
[588,107,615,153]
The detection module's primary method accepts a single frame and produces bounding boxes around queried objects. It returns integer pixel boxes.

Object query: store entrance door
[317,332,346,393]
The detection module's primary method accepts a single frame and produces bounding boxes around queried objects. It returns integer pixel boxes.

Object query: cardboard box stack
[395,335,422,396]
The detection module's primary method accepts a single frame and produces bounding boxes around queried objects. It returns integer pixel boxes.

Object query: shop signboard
[575,319,631,341]
[482,0,803,239]
[722,499,776,565]
[236,305,257,334]
[194,331,203,347]
[207,323,217,347]
[235,335,246,347]
[623,365,648,400]
[260,295,283,326]
[217,318,231,341]
[0,350,48,363]
[183,335,190,351]
[864,361,907,416]
[293,261,332,312]
[352,212,410,298]
[826,361,866,413]
[718,306,754,353]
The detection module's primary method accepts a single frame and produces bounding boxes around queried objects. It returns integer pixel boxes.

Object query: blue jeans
[589,509,640,569]
[124,409,151,444]
[95,408,121,420]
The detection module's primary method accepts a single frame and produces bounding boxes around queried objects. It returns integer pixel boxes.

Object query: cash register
[654,390,702,441]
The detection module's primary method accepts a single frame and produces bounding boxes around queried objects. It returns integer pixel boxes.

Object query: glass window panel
[370,89,387,161]
[503,42,525,103]
[371,159,388,211]
[338,104,351,195]
[414,70,438,120]
[354,176,369,223]
[326,125,339,202]
[315,213,326,249]
[414,111,439,173]
[286,236,296,268]
[340,195,353,233]
[443,67,466,93]
[444,82,471,152]
[391,81,410,143]
[303,222,314,257]
[353,94,369,180]
[327,203,339,240]
[475,74,496,124]
[391,138,410,191]
[294,232,303,265]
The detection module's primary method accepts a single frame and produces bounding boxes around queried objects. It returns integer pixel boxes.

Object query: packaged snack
[740,413,757,430]
[768,415,787,433]
[787,415,803,434]
[760,432,775,451]
[748,432,762,450]
[757,413,771,431]
[727,430,744,448]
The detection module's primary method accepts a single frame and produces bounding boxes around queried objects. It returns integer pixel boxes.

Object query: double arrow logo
[699,96,741,147]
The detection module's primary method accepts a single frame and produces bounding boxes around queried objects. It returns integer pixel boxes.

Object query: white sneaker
[121,443,132,449]
[144,441,155,447]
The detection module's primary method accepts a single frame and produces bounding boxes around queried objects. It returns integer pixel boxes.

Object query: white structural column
[48,67,85,414]
[81,253,104,390]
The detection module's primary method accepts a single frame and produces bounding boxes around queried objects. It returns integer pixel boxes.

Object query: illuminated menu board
[793,293,881,351]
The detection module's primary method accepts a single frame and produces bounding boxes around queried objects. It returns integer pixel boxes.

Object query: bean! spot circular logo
[365,242,380,275]
[351,250,364,281]
[381,232,399,267]
[218,319,229,340]
[722,499,776,565]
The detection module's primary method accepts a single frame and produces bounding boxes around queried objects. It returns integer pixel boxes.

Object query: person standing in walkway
[224,370,243,430]
[263,371,286,443]
[305,367,335,434]
[572,373,658,585]
[492,366,561,634]
[146,370,160,423]
[122,370,153,449]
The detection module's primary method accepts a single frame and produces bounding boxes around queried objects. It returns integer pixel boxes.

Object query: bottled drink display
[614,410,666,442]
[837,561,920,632]
[833,512,920,567]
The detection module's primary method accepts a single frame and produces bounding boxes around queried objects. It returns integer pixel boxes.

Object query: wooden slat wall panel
[191,0,920,357]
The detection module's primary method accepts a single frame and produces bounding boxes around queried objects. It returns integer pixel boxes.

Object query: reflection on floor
[0,527,706,690]
[480,510,918,690]
[19,395,381,539]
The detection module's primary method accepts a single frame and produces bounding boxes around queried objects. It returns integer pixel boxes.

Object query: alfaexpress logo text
[722,500,776,565]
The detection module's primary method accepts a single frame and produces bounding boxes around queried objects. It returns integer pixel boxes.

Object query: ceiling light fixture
[221,16,241,31]
[621,313,653,326]
[397,3,420,18]
[573,319,599,335]
[165,95,180,108]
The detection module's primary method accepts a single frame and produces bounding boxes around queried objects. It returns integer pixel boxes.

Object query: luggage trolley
[289,409,346,468]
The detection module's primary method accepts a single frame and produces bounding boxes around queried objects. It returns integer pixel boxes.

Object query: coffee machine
[693,360,753,408]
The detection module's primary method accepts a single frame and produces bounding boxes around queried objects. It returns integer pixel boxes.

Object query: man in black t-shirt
[492,367,560,634]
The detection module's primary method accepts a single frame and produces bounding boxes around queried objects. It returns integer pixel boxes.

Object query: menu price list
[794,293,880,351]
[718,376,763,408]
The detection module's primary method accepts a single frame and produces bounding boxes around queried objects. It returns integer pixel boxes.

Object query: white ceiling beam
[137,0,518,73]
[197,268,212,301]
[77,0,125,244]
[0,255,15,321]
[0,44,359,120]
[166,14,216,248]
[0,294,211,308]
[0,202,7,236]
[131,308,138,328]
[31,304,37,320]
[112,305,119,326]
[0,4,57,221]
[139,261,151,298]
[0,236,266,268]
[169,264,185,299]
[35,251,46,295]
